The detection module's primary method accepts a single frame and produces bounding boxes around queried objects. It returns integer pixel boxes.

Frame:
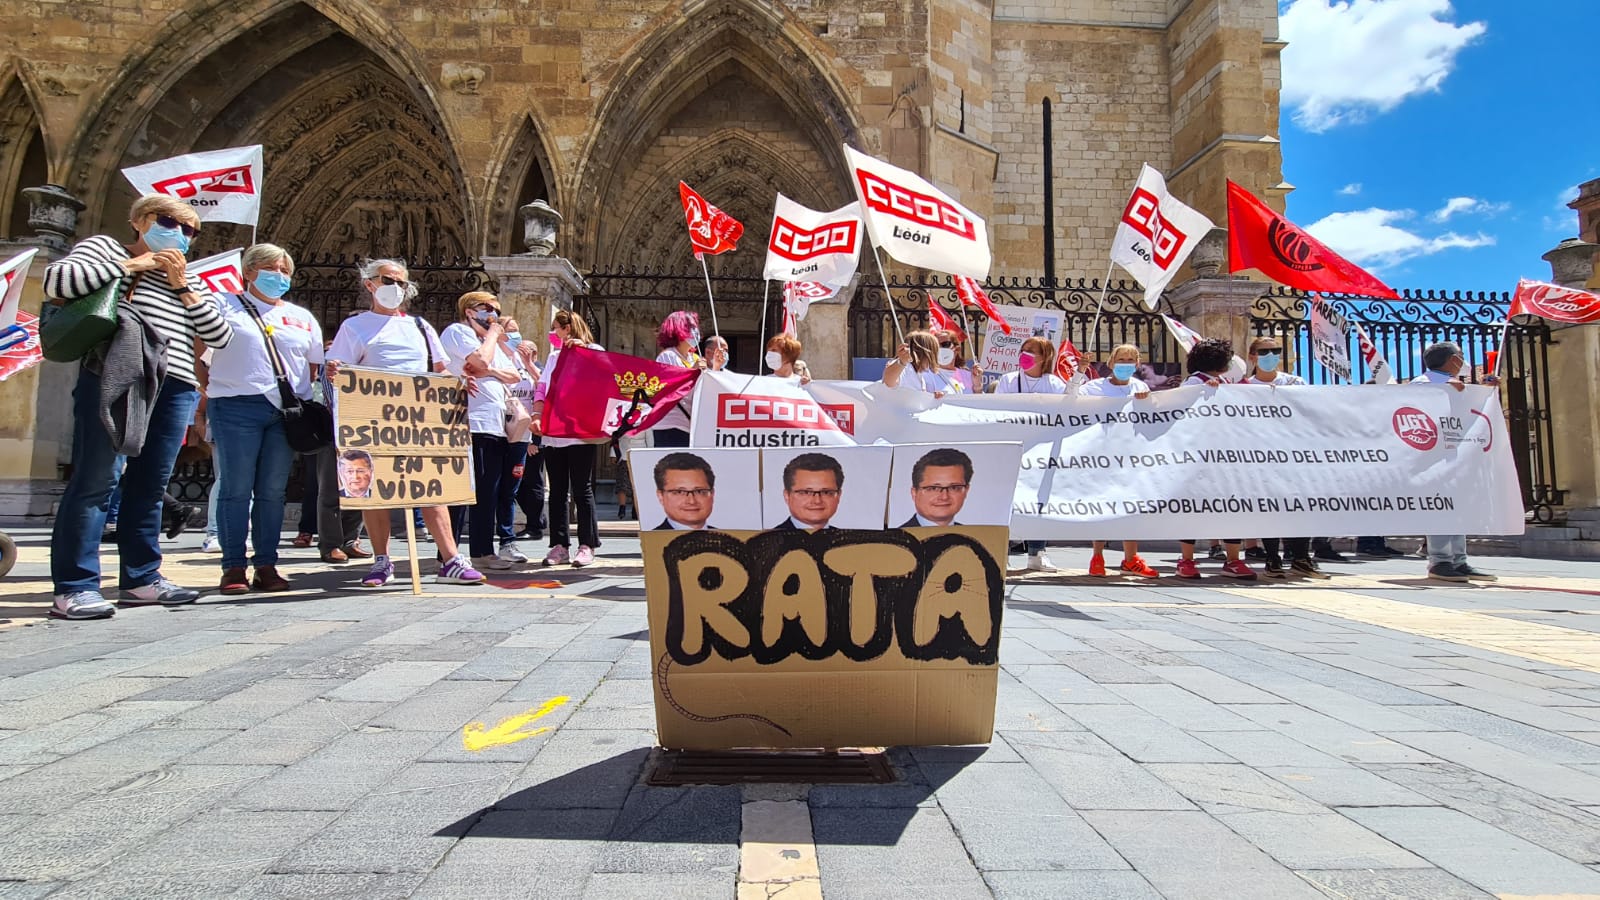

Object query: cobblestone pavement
[6,526,1600,898]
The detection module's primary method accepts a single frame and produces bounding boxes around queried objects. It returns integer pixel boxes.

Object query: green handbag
[41,274,134,363]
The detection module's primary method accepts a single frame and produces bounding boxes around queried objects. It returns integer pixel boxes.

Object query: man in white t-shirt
[1412,340,1498,584]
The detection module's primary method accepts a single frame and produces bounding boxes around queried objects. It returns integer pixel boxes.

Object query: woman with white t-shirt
[324,259,485,589]
[530,308,605,567]
[882,330,962,396]
[1079,343,1159,580]
[441,291,529,572]
[992,337,1071,571]
[765,335,811,385]
[934,328,981,393]
[650,310,701,447]
[205,244,320,596]
[1238,336,1328,580]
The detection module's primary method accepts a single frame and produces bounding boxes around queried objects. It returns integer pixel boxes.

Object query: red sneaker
[1088,554,1107,577]
[1175,559,1201,579]
[1120,556,1159,579]
[1221,559,1259,580]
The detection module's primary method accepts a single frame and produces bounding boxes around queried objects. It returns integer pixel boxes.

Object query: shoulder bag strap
[413,315,435,371]
[240,296,300,408]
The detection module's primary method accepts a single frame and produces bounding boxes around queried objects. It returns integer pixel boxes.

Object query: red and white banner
[1055,336,1083,382]
[953,275,1011,335]
[927,297,963,339]
[781,280,834,336]
[1510,278,1600,324]
[190,248,245,297]
[1354,320,1395,385]
[844,145,990,280]
[0,310,43,383]
[1110,164,1216,308]
[1160,314,1246,382]
[541,346,701,440]
[0,248,38,328]
[122,145,264,226]
[678,182,743,258]
[764,195,862,285]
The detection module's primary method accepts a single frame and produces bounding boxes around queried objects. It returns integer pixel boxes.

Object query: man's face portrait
[784,469,841,529]
[911,464,969,526]
[658,467,714,529]
[338,456,373,498]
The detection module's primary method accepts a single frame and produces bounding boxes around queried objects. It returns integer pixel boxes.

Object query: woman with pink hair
[652,310,702,447]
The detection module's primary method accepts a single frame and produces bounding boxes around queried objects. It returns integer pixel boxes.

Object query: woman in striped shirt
[44,194,233,620]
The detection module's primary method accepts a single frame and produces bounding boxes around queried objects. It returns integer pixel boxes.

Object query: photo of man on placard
[775,452,844,531]
[337,449,374,499]
[901,447,973,527]
[652,451,715,531]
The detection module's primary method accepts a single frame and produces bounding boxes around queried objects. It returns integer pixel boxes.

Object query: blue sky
[1279,1,1599,294]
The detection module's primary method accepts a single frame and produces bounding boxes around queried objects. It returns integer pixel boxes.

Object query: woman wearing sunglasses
[882,330,963,397]
[933,328,981,393]
[42,195,234,620]
[324,259,485,588]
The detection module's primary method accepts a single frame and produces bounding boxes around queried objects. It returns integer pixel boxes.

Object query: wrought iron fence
[578,267,783,351]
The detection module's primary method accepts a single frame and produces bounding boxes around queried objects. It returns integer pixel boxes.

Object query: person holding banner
[1174,338,1257,580]
[700,333,729,372]
[994,337,1070,396]
[205,243,323,595]
[440,291,530,571]
[883,330,962,396]
[44,194,233,619]
[1242,336,1306,387]
[651,311,702,447]
[934,329,980,393]
[765,335,811,385]
[325,259,485,588]
[1078,344,1160,578]
[531,309,605,567]
[1413,340,1498,583]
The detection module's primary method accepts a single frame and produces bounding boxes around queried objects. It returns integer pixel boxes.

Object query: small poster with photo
[629,448,763,532]
[887,443,1025,528]
[760,445,894,530]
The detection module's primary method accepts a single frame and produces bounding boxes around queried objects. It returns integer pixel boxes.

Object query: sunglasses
[152,214,198,237]
[938,341,956,349]
[379,275,411,288]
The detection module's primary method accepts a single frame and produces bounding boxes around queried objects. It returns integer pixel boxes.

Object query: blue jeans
[1426,534,1467,568]
[452,433,527,558]
[51,370,198,595]
[210,394,294,569]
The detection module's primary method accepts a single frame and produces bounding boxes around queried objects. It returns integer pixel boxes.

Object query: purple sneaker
[572,545,594,567]
[361,559,394,587]
[435,556,486,584]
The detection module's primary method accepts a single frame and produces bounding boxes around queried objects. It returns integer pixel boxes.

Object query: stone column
[1540,238,1600,527]
[799,276,863,381]
[480,201,586,367]
[1162,229,1265,362]
[0,184,87,519]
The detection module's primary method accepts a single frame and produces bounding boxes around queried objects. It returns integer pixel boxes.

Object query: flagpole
[698,254,721,338]
[871,247,908,347]
[1086,260,1116,359]
[756,278,772,374]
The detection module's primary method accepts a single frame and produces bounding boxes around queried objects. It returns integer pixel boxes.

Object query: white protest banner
[1309,295,1353,382]
[690,374,1524,540]
[844,145,990,279]
[1111,164,1216,309]
[978,304,1064,375]
[190,248,245,297]
[764,195,862,285]
[122,145,265,226]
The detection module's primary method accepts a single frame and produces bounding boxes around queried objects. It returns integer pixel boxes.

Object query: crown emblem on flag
[614,371,666,397]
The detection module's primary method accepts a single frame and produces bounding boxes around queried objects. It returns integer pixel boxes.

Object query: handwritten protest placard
[332,366,472,509]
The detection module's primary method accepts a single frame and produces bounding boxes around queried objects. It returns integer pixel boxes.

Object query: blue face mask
[252,270,291,299]
[1256,352,1281,373]
[143,223,190,254]
[1112,362,1137,381]
[505,334,522,351]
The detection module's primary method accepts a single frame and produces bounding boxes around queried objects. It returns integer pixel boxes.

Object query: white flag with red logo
[1510,278,1600,324]
[953,275,1011,335]
[678,182,743,258]
[764,195,862,285]
[1111,164,1215,309]
[190,248,245,297]
[844,145,991,279]
[122,145,264,226]
[1353,320,1395,385]
[782,280,835,330]
[1160,314,1247,382]
[0,248,38,329]
[1055,335,1083,382]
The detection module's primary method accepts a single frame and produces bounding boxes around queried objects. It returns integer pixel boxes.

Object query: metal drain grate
[647,749,896,785]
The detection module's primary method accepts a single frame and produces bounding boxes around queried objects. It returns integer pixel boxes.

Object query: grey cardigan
[86,300,170,456]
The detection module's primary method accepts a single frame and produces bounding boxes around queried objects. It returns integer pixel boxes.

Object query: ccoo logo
[1392,407,1438,451]
[1267,219,1325,273]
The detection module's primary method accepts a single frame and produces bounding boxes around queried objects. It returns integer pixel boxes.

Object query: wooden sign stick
[403,508,423,596]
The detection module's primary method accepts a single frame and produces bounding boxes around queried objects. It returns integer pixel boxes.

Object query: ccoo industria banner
[688,370,1525,540]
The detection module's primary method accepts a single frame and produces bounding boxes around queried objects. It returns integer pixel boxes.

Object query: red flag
[1510,278,1600,324]
[1226,181,1399,300]
[926,297,963,339]
[541,346,700,440]
[953,275,1012,334]
[679,182,743,258]
[1055,336,1082,382]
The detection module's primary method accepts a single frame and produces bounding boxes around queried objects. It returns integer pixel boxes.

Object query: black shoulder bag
[242,297,334,452]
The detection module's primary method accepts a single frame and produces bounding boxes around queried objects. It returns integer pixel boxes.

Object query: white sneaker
[474,554,512,571]
[201,535,220,552]
[1028,552,1058,572]
[497,542,529,565]
[51,590,115,620]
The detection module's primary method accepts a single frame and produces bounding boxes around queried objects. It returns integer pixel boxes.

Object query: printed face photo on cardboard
[338,449,373,499]
[889,442,1024,528]
[761,445,894,530]
[629,448,762,531]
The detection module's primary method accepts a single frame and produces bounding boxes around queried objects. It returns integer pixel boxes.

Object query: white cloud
[1305,207,1494,270]
[1429,196,1509,223]
[1280,0,1486,132]
[1338,183,1363,196]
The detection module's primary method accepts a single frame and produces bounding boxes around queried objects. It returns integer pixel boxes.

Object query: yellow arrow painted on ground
[461,695,570,751]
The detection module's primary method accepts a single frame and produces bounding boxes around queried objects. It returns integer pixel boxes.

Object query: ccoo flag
[122,145,265,227]
[1110,164,1216,309]
[678,182,743,258]
[189,248,245,297]
[1227,181,1399,299]
[764,195,863,285]
[1510,278,1600,324]
[844,145,990,279]
[953,275,1011,335]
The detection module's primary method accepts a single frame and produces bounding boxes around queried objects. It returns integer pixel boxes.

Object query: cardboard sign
[887,443,1023,528]
[629,448,764,532]
[643,526,1007,749]
[332,366,473,508]
[979,304,1064,376]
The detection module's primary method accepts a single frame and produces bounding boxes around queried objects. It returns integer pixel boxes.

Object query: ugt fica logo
[1392,407,1438,451]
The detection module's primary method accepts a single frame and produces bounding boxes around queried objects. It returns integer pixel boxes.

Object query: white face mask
[937,347,956,367]
[765,351,783,370]
[373,282,405,310]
